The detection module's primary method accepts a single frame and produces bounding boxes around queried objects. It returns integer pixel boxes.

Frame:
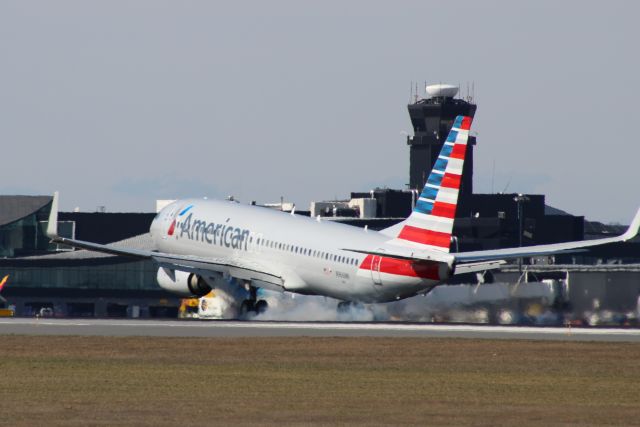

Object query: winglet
[621,207,640,241]
[46,191,59,239]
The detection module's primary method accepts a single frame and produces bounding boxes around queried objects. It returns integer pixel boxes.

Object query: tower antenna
[491,159,496,194]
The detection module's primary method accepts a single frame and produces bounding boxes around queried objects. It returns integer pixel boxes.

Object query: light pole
[513,194,530,273]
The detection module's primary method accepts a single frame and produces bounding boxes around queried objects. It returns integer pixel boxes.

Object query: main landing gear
[337,301,364,313]
[337,301,375,321]
[240,284,269,317]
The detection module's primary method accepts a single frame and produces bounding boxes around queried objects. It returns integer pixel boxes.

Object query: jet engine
[156,268,212,297]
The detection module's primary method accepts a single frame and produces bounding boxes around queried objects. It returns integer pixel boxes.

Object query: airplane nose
[150,202,179,243]
[149,213,161,239]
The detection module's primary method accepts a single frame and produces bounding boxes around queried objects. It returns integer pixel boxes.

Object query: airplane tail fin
[390,115,472,252]
[0,275,8,293]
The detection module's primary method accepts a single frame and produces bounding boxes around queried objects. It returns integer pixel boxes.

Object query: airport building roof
[0,195,51,227]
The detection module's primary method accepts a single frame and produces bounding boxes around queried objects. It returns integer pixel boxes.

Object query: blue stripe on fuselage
[179,205,194,216]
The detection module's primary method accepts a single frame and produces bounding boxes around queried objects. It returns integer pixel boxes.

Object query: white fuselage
[150,199,448,303]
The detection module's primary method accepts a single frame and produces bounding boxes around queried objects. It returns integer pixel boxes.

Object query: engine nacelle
[156,268,212,297]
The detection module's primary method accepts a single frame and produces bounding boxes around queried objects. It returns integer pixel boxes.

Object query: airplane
[45,116,640,314]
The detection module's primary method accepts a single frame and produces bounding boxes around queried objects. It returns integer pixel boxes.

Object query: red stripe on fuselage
[167,220,176,236]
[360,254,373,270]
[359,255,441,280]
[398,225,451,248]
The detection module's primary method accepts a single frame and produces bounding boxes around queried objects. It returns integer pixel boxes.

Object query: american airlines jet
[46,116,640,314]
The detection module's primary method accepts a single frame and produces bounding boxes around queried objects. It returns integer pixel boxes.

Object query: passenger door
[371,255,382,286]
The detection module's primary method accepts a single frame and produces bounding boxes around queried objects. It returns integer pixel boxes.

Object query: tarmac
[2,318,640,341]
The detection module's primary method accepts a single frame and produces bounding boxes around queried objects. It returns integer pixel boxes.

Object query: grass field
[1,336,639,426]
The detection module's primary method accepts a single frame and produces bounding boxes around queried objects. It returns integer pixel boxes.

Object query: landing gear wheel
[240,300,255,317]
[337,301,351,314]
[255,300,268,314]
[336,301,372,321]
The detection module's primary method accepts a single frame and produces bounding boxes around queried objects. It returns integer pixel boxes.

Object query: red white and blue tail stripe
[391,115,472,252]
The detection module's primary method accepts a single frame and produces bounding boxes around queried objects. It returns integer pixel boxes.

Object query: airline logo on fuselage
[167,204,193,237]
[177,212,250,251]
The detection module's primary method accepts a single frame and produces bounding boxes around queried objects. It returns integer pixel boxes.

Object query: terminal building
[0,198,173,317]
[0,84,638,321]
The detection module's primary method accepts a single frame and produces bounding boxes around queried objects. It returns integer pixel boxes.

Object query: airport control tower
[407,84,477,204]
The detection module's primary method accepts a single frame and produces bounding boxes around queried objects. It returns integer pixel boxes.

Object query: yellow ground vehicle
[178,290,232,319]
[178,298,200,319]
[0,275,13,316]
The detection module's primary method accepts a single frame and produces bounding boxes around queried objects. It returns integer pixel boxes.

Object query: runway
[1,318,640,341]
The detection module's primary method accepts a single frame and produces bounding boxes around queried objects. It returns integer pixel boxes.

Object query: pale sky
[1,1,638,223]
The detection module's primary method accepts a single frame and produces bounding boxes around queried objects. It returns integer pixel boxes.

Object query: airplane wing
[453,208,640,263]
[50,233,285,288]
[45,192,285,290]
